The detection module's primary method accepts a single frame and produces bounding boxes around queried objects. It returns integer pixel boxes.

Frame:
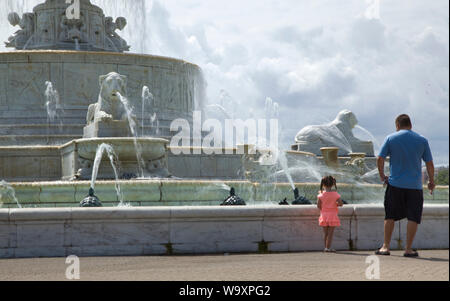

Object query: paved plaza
[0,250,448,281]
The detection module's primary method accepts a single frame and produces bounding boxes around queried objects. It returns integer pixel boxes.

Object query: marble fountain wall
[0,50,200,146]
[0,204,448,258]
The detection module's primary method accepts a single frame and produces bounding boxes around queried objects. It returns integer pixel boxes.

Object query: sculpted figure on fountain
[5,0,130,52]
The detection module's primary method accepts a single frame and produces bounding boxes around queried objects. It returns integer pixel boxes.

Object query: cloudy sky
[1,0,449,164]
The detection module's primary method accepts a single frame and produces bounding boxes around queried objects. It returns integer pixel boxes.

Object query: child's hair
[320,176,337,193]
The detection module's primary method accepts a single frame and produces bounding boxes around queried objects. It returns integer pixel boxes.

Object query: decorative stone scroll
[5,0,130,52]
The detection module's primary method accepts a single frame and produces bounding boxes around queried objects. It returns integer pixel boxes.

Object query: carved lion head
[99,72,127,102]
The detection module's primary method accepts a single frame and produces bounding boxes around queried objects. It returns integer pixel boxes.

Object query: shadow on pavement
[336,251,449,262]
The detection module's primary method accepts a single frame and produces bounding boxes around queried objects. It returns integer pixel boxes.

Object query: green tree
[436,167,449,186]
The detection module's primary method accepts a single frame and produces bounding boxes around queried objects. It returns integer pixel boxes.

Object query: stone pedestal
[349,152,366,162]
[61,138,170,181]
[320,147,340,168]
[83,120,130,138]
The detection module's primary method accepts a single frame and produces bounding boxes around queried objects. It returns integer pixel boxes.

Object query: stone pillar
[320,147,340,168]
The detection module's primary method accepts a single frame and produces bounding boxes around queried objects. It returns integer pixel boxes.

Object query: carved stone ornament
[5,0,130,52]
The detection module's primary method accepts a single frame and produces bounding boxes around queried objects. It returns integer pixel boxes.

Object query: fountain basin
[75,138,168,161]
[60,138,169,180]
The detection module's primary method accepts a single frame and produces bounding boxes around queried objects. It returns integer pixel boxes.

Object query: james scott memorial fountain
[0,0,447,258]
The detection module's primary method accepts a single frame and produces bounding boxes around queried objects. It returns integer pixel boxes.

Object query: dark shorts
[384,184,424,224]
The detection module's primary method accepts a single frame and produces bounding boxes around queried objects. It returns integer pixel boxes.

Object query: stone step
[0,109,190,127]
[0,135,83,146]
[0,124,85,135]
[0,117,87,125]
[0,124,179,136]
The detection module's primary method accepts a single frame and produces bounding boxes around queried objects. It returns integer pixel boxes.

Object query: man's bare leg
[379,219,395,252]
[405,221,418,254]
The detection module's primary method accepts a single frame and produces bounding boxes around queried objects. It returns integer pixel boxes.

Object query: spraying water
[0,180,22,208]
[265,97,279,119]
[44,81,63,142]
[273,160,324,183]
[141,86,154,137]
[91,143,124,206]
[74,38,80,51]
[263,97,295,190]
[45,81,62,122]
[355,125,381,153]
[117,92,146,178]
[361,168,379,180]
[277,150,296,190]
[205,104,232,119]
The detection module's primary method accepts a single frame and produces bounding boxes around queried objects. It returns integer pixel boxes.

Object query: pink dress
[318,191,341,227]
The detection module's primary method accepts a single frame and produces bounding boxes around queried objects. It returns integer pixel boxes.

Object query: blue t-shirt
[379,130,433,190]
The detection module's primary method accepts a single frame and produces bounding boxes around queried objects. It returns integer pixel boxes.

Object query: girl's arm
[337,198,344,207]
[317,198,322,210]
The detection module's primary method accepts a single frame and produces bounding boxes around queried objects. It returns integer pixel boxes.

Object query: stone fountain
[0,0,202,185]
[0,0,447,259]
[0,0,446,203]
[61,70,171,181]
[0,0,200,150]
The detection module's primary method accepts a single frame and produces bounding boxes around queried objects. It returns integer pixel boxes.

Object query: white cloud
[1,0,448,164]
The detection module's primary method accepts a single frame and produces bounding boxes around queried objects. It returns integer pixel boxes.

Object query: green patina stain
[348,239,355,251]
[258,241,270,254]
[165,243,173,255]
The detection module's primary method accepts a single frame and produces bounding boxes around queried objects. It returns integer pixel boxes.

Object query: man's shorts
[384,184,424,224]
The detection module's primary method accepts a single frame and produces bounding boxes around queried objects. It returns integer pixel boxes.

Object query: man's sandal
[404,251,419,258]
[375,249,391,256]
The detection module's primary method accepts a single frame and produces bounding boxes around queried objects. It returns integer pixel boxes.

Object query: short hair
[396,114,412,128]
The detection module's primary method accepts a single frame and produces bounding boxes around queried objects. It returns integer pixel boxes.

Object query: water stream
[0,180,22,208]
[118,92,146,178]
[91,143,124,206]
[74,38,80,51]
[355,125,381,153]
[141,86,154,137]
[44,81,63,142]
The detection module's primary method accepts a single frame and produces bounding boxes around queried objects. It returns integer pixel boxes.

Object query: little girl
[317,176,344,253]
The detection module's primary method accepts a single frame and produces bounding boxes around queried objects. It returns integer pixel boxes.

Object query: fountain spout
[80,188,102,207]
[292,187,312,205]
[221,187,246,206]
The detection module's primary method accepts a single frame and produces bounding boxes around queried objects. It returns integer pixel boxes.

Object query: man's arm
[426,161,436,195]
[378,136,390,185]
[377,156,389,185]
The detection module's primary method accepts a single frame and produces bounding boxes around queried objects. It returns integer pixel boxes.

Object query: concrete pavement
[0,250,448,281]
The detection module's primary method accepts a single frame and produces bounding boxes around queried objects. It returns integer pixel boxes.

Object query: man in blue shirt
[376,114,435,258]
